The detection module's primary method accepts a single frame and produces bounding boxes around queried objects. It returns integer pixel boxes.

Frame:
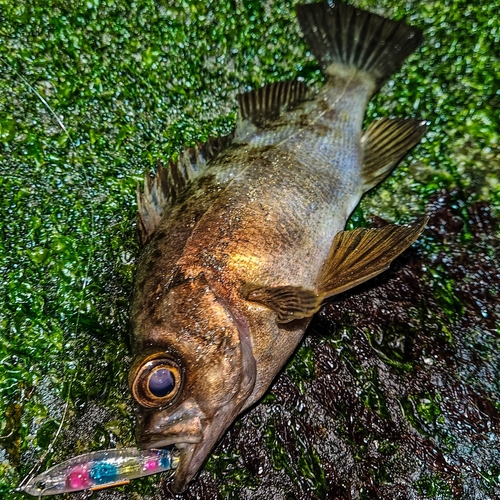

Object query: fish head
[129,272,256,491]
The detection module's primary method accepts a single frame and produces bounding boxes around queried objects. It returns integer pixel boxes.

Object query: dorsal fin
[237,80,308,127]
[136,134,233,246]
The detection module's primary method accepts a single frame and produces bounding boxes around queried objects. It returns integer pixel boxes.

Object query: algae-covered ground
[0,0,498,499]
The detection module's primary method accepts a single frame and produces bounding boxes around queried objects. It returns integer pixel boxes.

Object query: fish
[129,0,428,492]
[20,447,179,496]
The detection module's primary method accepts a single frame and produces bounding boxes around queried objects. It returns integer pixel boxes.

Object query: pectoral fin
[243,217,429,323]
[317,217,428,298]
[243,284,322,324]
[244,218,427,323]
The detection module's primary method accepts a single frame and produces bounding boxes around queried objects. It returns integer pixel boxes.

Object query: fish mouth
[137,409,204,489]
[139,426,216,492]
[138,436,198,492]
[138,409,236,492]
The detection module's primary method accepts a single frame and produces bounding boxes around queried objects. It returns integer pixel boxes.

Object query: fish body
[130,1,427,492]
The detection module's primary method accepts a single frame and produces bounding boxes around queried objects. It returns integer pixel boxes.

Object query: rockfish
[129,0,427,492]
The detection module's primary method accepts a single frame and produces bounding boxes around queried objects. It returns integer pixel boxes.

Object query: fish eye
[148,367,175,397]
[130,354,181,408]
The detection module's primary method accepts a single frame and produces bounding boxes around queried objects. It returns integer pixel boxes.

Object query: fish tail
[296,1,423,91]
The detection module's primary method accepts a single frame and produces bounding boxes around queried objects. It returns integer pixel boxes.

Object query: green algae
[399,391,456,453]
[415,473,454,500]
[285,344,316,395]
[0,0,499,499]
[263,408,328,498]
[205,446,260,499]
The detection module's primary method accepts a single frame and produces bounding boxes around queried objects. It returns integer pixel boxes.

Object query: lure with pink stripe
[21,447,179,496]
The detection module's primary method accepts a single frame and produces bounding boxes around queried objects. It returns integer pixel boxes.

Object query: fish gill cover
[0,0,498,499]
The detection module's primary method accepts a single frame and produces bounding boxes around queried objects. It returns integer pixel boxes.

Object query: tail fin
[296,1,422,90]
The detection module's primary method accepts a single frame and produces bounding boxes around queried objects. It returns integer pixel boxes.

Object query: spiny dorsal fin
[317,217,428,298]
[361,118,427,192]
[137,134,233,246]
[296,1,423,91]
[136,166,168,247]
[237,80,308,127]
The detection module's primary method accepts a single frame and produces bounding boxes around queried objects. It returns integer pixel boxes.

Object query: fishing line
[3,58,98,491]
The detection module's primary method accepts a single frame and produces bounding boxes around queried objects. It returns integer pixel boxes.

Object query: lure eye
[130,354,181,408]
[35,480,46,491]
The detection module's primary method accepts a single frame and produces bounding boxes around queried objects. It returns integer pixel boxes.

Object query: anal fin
[361,118,427,191]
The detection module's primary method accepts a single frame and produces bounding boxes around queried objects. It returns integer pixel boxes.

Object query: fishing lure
[20,447,179,496]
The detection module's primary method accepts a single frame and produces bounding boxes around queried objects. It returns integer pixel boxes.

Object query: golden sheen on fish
[129,1,427,492]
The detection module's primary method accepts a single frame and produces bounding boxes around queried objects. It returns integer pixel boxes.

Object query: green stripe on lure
[20,448,179,496]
